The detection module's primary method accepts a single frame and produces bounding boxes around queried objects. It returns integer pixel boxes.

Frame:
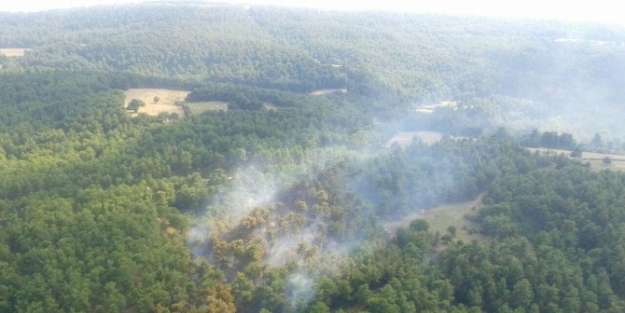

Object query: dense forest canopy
[1,2,625,313]
[2,3,624,138]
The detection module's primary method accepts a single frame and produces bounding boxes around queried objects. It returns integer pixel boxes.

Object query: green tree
[309,301,331,313]
[127,99,146,112]
[409,219,429,232]
[447,226,457,238]
[570,148,582,158]
[511,279,533,309]
[592,133,603,148]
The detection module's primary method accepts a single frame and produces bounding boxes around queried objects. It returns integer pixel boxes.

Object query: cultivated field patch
[0,48,29,57]
[124,88,189,117]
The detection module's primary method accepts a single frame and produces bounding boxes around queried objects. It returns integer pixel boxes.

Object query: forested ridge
[1,3,625,313]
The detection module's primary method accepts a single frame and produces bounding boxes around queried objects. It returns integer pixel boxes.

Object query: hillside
[0,3,625,313]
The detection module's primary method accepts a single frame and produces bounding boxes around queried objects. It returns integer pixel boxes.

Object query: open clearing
[529,148,625,171]
[386,131,443,148]
[186,101,229,114]
[124,89,232,117]
[385,192,488,244]
[0,48,28,57]
[309,88,347,96]
[124,89,188,116]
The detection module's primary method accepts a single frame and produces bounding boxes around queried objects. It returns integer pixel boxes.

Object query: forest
[1,2,625,312]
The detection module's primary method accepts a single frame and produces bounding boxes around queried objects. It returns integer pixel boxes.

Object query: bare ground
[0,48,28,57]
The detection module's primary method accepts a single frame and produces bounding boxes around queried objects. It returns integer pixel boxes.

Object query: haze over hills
[1,3,625,313]
[1,0,624,25]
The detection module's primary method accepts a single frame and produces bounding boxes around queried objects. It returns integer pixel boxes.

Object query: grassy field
[124,88,189,116]
[0,48,28,57]
[124,89,235,117]
[185,101,229,114]
[385,193,488,244]
[529,148,625,171]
